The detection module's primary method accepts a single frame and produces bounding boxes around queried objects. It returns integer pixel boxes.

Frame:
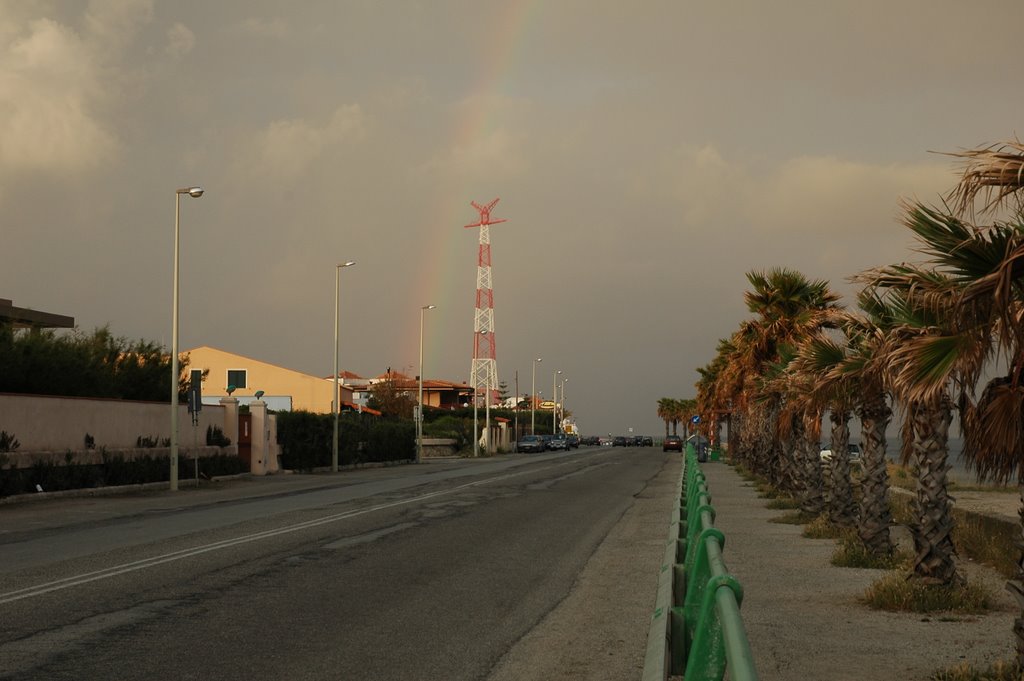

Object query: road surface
[0,448,674,680]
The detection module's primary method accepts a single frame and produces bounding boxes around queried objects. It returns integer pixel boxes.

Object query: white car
[819,443,862,463]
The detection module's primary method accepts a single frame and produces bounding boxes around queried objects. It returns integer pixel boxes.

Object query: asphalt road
[0,448,673,681]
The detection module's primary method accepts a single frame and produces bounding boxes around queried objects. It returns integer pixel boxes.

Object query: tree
[0,324,180,402]
[718,268,842,488]
[367,378,416,419]
[656,398,673,437]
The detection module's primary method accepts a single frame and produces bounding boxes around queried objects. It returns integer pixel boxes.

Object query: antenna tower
[465,198,506,406]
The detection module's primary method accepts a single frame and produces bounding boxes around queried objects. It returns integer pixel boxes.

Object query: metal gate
[238,413,252,469]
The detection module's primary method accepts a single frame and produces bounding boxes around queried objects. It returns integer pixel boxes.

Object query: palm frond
[945,139,1024,217]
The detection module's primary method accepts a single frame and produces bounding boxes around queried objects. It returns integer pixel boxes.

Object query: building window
[226,369,247,390]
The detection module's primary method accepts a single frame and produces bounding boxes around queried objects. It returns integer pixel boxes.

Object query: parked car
[612,436,628,447]
[663,435,684,452]
[548,433,569,451]
[581,435,600,446]
[641,436,654,447]
[566,434,580,449]
[632,435,644,447]
[599,436,614,447]
[517,434,545,453]
[819,442,862,464]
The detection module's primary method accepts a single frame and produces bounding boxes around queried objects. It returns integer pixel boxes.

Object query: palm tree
[737,268,842,485]
[840,290,899,558]
[656,398,673,438]
[858,207,989,587]
[790,333,858,527]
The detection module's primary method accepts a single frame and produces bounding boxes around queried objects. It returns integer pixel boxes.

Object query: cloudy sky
[3,0,1023,436]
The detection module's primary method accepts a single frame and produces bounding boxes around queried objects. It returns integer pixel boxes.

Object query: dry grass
[932,660,1023,681]
[889,490,1018,579]
[764,495,800,510]
[831,534,908,570]
[953,512,1018,579]
[862,571,995,614]
[769,510,816,525]
[802,515,848,539]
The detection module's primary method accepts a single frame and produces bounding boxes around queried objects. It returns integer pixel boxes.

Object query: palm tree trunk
[857,391,893,557]
[827,409,857,527]
[799,411,825,515]
[909,396,961,585]
[1010,488,1024,667]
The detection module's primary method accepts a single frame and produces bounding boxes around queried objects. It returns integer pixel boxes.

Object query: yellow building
[184,345,347,413]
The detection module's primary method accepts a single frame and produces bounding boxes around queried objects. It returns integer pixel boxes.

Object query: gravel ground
[705,463,1016,681]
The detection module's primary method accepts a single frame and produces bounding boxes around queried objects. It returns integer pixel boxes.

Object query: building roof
[0,298,74,329]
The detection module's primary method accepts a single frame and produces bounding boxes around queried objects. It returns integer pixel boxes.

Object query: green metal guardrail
[642,445,758,681]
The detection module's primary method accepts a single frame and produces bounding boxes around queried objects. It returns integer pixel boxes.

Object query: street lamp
[170,187,204,492]
[552,369,561,434]
[417,304,436,463]
[560,378,568,430]
[531,357,542,435]
[332,261,357,473]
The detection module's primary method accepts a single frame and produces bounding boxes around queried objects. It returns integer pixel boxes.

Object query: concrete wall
[0,393,226,452]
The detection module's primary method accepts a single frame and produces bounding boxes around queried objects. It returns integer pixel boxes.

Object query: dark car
[517,434,545,453]
[632,435,644,447]
[641,436,654,447]
[612,436,628,447]
[663,435,683,452]
[566,434,580,449]
[548,434,569,451]
[581,435,600,447]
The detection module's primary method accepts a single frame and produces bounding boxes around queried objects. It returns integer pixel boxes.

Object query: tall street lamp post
[531,357,542,435]
[417,304,436,463]
[170,186,204,492]
[552,369,561,434]
[560,378,568,430]
[332,261,357,473]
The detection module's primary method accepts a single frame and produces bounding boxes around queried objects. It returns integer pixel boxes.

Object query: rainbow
[412,0,540,382]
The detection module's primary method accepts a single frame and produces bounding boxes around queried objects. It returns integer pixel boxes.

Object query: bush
[275,411,414,470]
[0,450,247,498]
[206,425,232,447]
[423,415,469,450]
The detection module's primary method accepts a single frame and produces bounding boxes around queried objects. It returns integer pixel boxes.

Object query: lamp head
[423,304,436,310]
[254,390,265,400]
[177,186,204,197]
[338,261,356,268]
[226,384,236,395]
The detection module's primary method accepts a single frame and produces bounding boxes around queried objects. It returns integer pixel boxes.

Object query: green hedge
[0,451,246,498]
[275,411,415,470]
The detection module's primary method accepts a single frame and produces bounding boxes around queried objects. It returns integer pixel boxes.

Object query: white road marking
[0,457,589,605]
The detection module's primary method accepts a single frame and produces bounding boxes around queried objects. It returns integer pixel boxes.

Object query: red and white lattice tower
[465,198,506,407]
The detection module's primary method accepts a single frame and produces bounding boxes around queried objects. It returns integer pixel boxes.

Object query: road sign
[691,415,701,424]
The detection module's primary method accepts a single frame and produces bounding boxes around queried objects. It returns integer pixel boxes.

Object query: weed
[0,430,20,453]
[932,660,1022,680]
[862,571,994,614]
[765,496,801,510]
[802,515,847,539]
[952,512,1017,579]
[770,510,817,525]
[831,534,907,570]
[83,433,95,449]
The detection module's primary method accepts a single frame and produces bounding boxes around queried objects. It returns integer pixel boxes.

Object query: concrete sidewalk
[702,462,1016,681]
